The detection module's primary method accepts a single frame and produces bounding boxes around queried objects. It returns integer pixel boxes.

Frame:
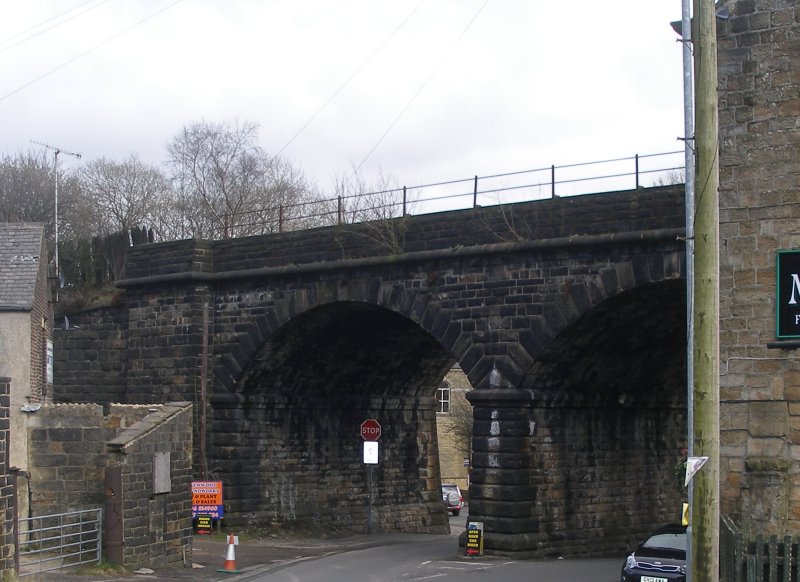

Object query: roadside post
[361,419,381,535]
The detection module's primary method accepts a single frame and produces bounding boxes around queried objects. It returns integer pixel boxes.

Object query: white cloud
[0,0,686,195]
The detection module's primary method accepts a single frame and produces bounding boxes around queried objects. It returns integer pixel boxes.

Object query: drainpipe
[9,467,30,577]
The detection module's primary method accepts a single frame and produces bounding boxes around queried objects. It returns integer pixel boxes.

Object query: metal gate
[17,508,103,577]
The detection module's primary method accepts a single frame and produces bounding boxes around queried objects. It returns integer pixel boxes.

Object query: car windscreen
[642,533,686,552]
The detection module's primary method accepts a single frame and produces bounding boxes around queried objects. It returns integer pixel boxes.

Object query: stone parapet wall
[121,186,684,280]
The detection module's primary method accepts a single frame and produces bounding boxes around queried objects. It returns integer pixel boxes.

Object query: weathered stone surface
[718,0,800,535]
[54,186,689,556]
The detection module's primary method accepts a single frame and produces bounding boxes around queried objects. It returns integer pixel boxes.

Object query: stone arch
[455,247,685,394]
[210,298,458,534]
[466,277,687,557]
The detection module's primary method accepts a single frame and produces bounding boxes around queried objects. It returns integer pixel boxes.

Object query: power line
[0,0,115,56]
[0,0,183,104]
[274,0,428,159]
[349,0,491,182]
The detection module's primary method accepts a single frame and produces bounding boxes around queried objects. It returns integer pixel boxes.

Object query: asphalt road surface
[242,536,622,581]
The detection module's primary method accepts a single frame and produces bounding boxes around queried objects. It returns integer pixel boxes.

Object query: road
[241,537,621,581]
[239,513,622,582]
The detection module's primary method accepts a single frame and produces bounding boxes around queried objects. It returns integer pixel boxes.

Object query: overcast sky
[0,1,687,198]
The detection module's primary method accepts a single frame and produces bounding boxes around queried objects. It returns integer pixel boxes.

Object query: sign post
[360,419,381,534]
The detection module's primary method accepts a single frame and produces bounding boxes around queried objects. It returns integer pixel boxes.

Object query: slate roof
[0,223,46,311]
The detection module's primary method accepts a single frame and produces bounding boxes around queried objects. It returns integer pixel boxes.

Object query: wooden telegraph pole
[691,0,720,580]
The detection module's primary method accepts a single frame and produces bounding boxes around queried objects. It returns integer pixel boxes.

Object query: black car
[620,523,687,582]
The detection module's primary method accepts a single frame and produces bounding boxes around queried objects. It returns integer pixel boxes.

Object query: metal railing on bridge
[17,508,103,577]
[212,150,685,237]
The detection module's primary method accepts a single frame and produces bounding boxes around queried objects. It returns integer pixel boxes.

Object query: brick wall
[28,234,52,403]
[717,0,800,534]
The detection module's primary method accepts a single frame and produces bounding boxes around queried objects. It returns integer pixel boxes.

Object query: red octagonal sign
[360,418,381,441]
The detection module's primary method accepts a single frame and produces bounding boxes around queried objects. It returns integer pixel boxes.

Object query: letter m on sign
[776,250,800,338]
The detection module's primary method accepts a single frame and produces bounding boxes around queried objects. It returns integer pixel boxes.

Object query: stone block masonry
[717,0,800,535]
[107,402,193,570]
[26,402,193,571]
[54,184,689,557]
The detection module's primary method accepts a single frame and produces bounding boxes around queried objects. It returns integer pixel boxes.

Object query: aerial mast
[31,141,82,292]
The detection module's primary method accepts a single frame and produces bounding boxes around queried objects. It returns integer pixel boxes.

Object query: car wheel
[452,509,460,516]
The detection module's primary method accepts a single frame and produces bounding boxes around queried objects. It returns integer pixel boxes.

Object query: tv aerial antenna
[31,141,81,292]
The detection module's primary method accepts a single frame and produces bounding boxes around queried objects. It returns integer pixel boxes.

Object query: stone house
[717,0,800,535]
[0,224,53,499]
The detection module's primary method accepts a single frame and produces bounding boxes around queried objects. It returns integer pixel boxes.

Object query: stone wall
[53,305,129,404]
[122,186,685,281]
[107,402,193,570]
[26,402,194,571]
[0,378,16,578]
[466,388,685,557]
[717,0,800,535]
[53,185,688,555]
[27,404,150,513]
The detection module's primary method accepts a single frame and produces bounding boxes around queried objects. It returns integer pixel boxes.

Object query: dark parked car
[621,523,687,582]
[441,483,463,516]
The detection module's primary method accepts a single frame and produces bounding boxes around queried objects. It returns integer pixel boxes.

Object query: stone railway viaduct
[55,185,689,557]
[47,0,800,561]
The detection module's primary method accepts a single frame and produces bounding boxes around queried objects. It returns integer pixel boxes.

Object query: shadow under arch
[211,300,456,535]
[467,279,688,557]
[522,279,687,407]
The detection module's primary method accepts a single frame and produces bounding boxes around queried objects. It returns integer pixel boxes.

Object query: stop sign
[360,419,381,441]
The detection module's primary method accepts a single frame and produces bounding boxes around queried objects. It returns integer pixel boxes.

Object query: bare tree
[0,150,54,226]
[166,120,313,239]
[440,387,473,460]
[78,155,169,237]
[328,166,417,254]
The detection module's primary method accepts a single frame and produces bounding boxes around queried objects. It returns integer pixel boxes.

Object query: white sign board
[363,441,379,464]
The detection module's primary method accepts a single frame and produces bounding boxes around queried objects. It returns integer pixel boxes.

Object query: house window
[437,381,450,413]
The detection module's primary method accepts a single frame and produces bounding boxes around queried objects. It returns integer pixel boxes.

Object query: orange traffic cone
[217,534,241,574]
